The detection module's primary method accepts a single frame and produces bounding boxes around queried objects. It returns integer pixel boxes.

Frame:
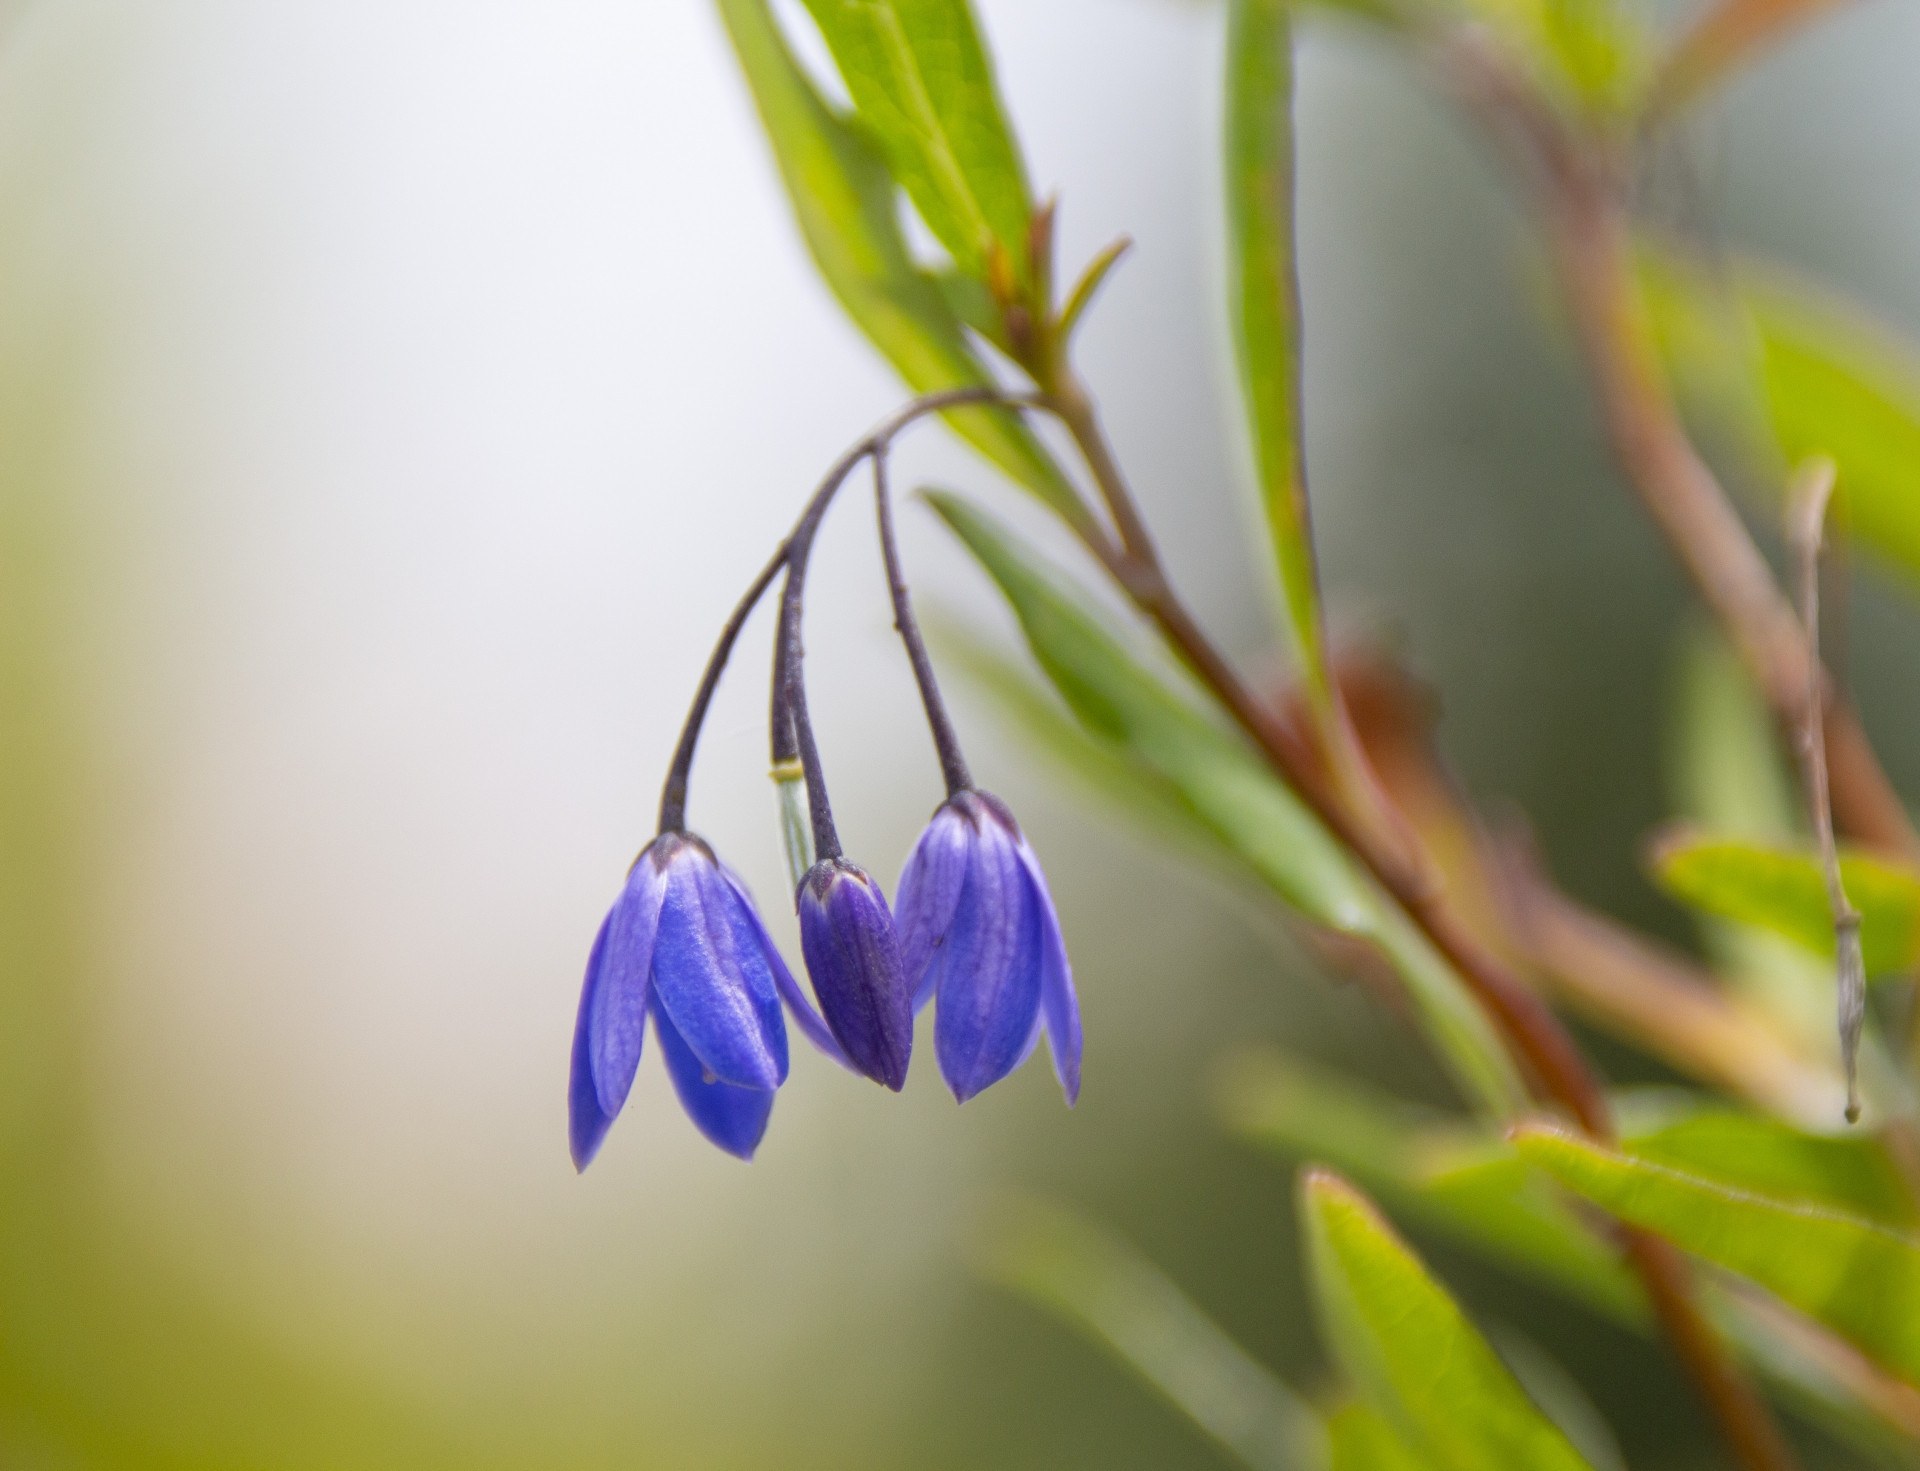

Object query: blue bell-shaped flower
[895,789,1080,1104]
[568,831,845,1167]
[796,858,914,1091]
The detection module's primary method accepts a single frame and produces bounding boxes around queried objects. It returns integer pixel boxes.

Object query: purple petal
[798,862,913,1090]
[718,863,852,1070]
[588,849,670,1119]
[568,911,617,1171]
[652,852,789,1090]
[1018,837,1081,1105]
[653,1000,775,1160]
[933,822,1045,1103]
[895,806,973,1011]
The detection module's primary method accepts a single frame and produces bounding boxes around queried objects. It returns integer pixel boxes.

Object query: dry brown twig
[1785,457,1868,1120]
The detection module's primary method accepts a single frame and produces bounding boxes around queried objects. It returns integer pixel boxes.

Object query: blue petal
[895,806,972,1011]
[587,849,670,1119]
[653,999,775,1160]
[933,821,1044,1103]
[568,911,617,1170]
[798,862,913,1090]
[652,849,789,1090]
[718,862,852,1070]
[1018,835,1082,1105]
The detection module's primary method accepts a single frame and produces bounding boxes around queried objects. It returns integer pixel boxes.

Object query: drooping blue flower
[895,789,1080,1104]
[569,831,846,1168]
[797,858,913,1090]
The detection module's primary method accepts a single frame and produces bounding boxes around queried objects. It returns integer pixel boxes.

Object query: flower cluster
[568,409,1079,1167]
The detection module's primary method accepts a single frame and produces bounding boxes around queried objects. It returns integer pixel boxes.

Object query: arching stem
[874,445,972,797]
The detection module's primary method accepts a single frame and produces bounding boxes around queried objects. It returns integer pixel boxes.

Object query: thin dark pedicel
[874,446,972,797]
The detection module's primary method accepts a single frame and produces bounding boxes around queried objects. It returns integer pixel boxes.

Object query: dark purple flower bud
[797,858,913,1090]
[568,832,845,1167]
[896,790,1080,1105]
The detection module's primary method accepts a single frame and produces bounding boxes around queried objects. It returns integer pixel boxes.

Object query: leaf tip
[1298,1165,1379,1230]
[1640,820,1698,877]
[1507,1120,1589,1175]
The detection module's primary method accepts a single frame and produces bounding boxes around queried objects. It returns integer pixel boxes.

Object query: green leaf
[1665,625,1833,1036]
[1515,1122,1920,1388]
[934,620,1230,856]
[1458,0,1650,116]
[714,0,1080,522]
[1666,624,1798,846]
[1300,1171,1596,1471]
[976,1196,1329,1471]
[1646,250,1920,589]
[1617,1096,1917,1230]
[1328,1405,1429,1471]
[795,0,1031,285]
[933,269,1011,354]
[1480,1326,1626,1471]
[1225,0,1328,706]
[1221,1059,1920,1459]
[1217,1051,1644,1323]
[1749,270,1920,584]
[1649,828,1920,978]
[926,490,1527,1118]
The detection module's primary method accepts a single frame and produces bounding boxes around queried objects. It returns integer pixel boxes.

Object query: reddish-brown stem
[1042,363,1796,1471]
[1625,1230,1803,1471]
[1504,114,1920,864]
[1649,0,1853,120]
[1047,372,1603,1120]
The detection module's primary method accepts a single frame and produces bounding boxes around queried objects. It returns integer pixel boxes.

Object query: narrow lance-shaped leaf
[977,1196,1329,1471]
[1515,1122,1920,1389]
[1648,827,1920,978]
[1749,267,1920,584]
[714,0,1081,523]
[1665,625,1834,1038]
[1217,1050,1643,1323]
[1300,1170,1597,1471]
[1224,1058,1920,1461]
[797,0,1032,286]
[1667,624,1799,846]
[926,489,1526,1117]
[1645,249,1920,592]
[1482,1326,1628,1471]
[936,622,1248,861]
[1616,1094,1916,1230]
[1328,1405,1430,1471]
[1225,0,1328,708]
[1448,0,1650,117]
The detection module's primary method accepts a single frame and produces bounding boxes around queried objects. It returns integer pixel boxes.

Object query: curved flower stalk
[569,389,1054,1164]
[897,788,1081,1104]
[771,442,919,1090]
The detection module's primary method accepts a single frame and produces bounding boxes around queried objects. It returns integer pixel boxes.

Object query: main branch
[1038,364,1797,1471]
